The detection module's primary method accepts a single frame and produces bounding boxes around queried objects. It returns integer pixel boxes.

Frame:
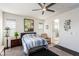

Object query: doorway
[52,19,59,44]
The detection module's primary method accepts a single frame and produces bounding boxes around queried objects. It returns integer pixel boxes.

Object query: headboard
[21,32,36,39]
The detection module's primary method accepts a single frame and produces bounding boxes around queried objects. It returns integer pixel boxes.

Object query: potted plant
[14,32,19,39]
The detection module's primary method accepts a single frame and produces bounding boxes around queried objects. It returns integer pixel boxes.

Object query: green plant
[14,32,19,39]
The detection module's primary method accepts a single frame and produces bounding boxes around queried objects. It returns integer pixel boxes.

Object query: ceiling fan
[32,3,56,15]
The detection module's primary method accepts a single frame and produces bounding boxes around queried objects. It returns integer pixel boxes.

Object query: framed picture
[24,18,34,32]
[64,19,71,31]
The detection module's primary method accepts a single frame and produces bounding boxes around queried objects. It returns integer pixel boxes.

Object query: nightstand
[11,38,22,48]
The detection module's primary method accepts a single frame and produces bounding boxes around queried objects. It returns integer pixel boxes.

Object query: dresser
[11,38,22,48]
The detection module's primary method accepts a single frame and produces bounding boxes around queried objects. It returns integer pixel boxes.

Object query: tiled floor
[1,44,73,56]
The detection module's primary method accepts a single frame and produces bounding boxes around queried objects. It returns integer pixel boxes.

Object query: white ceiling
[0,3,79,19]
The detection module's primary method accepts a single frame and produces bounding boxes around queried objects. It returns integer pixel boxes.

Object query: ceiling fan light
[43,8,46,11]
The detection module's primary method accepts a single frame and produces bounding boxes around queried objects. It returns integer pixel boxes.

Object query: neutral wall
[3,12,40,34]
[3,12,40,47]
[45,7,79,52]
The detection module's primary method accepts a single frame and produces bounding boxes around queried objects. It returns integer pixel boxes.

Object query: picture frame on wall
[24,18,34,32]
[64,19,71,31]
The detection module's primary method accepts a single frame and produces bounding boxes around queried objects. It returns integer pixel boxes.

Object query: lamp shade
[5,27,10,30]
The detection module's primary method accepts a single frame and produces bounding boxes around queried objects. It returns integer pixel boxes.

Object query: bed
[21,32,48,55]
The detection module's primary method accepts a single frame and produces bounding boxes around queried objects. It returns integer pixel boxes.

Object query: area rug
[29,47,58,56]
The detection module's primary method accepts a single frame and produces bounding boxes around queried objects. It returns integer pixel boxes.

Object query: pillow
[32,34,36,37]
[23,34,36,38]
[27,34,32,37]
[23,34,31,38]
[27,34,35,37]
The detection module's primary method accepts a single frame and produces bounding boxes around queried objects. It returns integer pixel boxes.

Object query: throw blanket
[22,35,48,55]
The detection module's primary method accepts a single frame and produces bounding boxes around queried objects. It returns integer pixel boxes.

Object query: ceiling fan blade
[42,11,44,15]
[46,3,56,8]
[38,3,43,8]
[32,9,41,11]
[47,9,55,12]
[43,3,46,7]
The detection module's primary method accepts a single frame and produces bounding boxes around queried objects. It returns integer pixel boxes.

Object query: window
[38,23,44,30]
[38,20,44,35]
[0,18,3,45]
[5,19,16,37]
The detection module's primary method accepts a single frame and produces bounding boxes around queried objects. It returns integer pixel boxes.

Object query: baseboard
[54,45,79,56]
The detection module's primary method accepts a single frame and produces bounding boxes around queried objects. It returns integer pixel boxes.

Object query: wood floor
[1,44,73,56]
[48,44,73,56]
